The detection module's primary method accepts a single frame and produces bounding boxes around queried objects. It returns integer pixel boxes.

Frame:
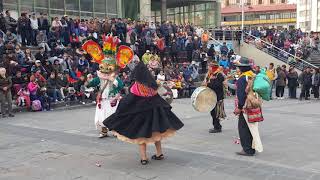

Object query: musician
[205,61,226,133]
[234,57,262,156]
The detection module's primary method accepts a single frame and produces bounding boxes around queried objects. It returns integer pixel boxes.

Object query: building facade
[121,0,221,28]
[2,0,120,19]
[297,0,320,32]
[2,0,221,27]
[221,0,297,28]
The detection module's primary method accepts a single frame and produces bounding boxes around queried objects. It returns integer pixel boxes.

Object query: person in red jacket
[70,33,80,48]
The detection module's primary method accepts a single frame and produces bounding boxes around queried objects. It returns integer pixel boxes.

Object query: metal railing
[243,32,318,70]
[204,29,318,69]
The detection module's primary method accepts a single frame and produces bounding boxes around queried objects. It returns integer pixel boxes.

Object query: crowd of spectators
[0,10,231,115]
[244,27,320,65]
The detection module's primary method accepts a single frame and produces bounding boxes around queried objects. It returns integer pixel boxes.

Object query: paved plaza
[1,98,320,180]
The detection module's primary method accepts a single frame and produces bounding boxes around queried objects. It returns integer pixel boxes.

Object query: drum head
[191,87,217,112]
[158,85,173,104]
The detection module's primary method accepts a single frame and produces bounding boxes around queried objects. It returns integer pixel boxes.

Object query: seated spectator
[74,75,87,104]
[28,75,51,111]
[15,44,25,65]
[157,70,166,83]
[220,42,229,56]
[31,60,47,76]
[33,70,47,87]
[4,30,17,43]
[142,50,152,64]
[47,72,63,102]
[70,32,80,48]
[43,59,54,76]
[35,47,48,64]
[16,85,31,109]
[79,33,86,43]
[24,48,36,66]
[219,55,230,69]
[148,56,160,73]
[78,55,89,72]
[52,59,63,74]
[36,30,51,52]
[12,70,28,95]
[0,38,4,62]
[57,71,69,100]
[163,63,174,80]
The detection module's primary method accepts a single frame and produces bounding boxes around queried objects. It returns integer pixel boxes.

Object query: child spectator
[16,86,31,109]
[12,70,28,95]
[47,72,63,102]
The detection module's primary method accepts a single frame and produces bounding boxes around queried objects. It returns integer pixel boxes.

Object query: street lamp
[241,0,244,31]
[241,0,245,42]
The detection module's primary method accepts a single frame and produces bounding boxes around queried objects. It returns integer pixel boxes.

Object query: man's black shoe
[236,150,254,156]
[209,128,222,133]
[8,114,15,117]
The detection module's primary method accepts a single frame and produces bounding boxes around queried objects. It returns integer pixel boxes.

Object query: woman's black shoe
[151,154,164,160]
[140,159,149,165]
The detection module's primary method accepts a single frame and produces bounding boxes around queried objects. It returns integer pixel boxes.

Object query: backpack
[253,69,271,101]
[32,100,42,111]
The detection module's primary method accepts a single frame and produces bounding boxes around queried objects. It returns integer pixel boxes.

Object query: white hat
[146,50,150,53]
[35,60,41,63]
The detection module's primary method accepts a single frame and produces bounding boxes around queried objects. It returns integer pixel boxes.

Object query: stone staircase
[309,51,320,68]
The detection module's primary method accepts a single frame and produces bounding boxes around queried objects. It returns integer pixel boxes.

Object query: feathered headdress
[82,34,134,74]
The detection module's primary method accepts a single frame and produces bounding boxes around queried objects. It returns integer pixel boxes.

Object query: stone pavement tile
[310,174,320,180]
[195,169,252,180]
[266,174,309,180]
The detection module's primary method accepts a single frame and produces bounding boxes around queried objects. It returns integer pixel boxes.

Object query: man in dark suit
[38,13,49,35]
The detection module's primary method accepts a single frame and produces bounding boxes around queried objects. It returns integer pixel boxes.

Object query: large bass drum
[158,85,173,104]
[191,86,217,112]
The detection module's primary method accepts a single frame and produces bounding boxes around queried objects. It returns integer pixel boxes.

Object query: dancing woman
[103,62,184,165]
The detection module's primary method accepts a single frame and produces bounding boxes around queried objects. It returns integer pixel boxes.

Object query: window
[21,0,33,6]
[224,15,238,21]
[281,13,290,19]
[107,0,117,14]
[80,0,93,12]
[50,0,64,9]
[195,3,205,11]
[270,14,275,19]
[94,0,106,13]
[281,0,286,3]
[259,0,263,4]
[291,12,296,18]
[260,15,267,20]
[65,0,79,11]
[35,0,48,8]
[270,0,274,4]
[3,0,17,4]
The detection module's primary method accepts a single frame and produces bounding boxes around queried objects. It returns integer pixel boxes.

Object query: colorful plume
[82,40,104,64]
[116,45,134,68]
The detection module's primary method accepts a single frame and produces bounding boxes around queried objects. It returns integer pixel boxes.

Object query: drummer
[204,61,226,133]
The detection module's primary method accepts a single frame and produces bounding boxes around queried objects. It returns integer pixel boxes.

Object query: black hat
[235,57,251,67]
